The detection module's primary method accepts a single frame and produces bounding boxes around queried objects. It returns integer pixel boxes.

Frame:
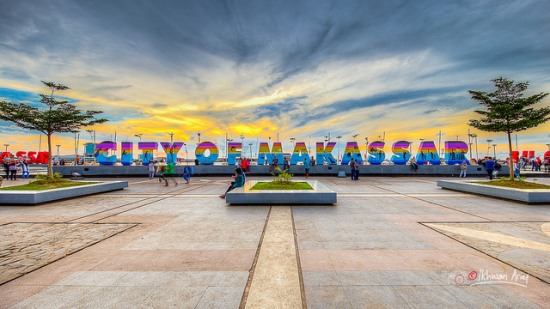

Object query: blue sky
[1,0,549,157]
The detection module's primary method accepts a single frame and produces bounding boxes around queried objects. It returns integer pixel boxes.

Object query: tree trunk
[507,132,514,181]
[47,133,53,178]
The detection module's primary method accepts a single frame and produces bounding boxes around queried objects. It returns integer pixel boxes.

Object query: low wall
[51,164,516,177]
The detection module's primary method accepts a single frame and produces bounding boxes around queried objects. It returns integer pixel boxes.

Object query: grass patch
[0,179,96,191]
[476,180,550,190]
[251,181,313,190]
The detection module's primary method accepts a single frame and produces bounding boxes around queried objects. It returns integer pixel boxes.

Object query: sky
[1,0,549,159]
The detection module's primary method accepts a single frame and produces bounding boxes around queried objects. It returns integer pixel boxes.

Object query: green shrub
[271,167,293,184]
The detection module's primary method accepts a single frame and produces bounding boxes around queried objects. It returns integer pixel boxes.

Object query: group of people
[147,160,193,187]
[2,156,30,181]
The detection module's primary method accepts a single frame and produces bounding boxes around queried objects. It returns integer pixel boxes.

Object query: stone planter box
[437,180,550,204]
[0,181,128,205]
[226,180,337,205]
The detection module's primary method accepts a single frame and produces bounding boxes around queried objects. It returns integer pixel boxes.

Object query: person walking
[484,157,495,180]
[304,157,310,178]
[459,160,467,178]
[163,161,178,186]
[182,166,192,184]
[220,167,245,198]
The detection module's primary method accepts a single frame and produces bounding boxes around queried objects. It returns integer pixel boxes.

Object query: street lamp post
[249,143,253,158]
[168,132,174,144]
[4,144,9,152]
[486,139,494,157]
[336,136,342,164]
[492,144,497,159]
[56,144,61,157]
[134,134,143,142]
[364,137,369,162]
[240,134,245,157]
[197,132,201,144]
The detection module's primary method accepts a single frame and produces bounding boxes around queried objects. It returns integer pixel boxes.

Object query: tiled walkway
[1,176,549,308]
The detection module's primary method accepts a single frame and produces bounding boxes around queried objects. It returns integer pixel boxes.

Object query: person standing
[8,159,17,180]
[20,159,30,179]
[148,161,155,179]
[282,157,290,171]
[349,158,356,180]
[513,161,521,178]
[459,160,467,178]
[303,157,310,178]
[484,157,495,180]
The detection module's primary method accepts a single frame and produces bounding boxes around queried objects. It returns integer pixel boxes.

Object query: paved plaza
[1,176,549,308]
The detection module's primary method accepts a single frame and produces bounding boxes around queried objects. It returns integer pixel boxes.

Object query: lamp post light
[4,144,9,152]
[197,132,201,144]
[486,139,494,157]
[324,133,331,143]
[470,133,479,161]
[364,137,369,162]
[56,144,61,157]
[336,136,342,164]
[352,134,359,141]
[436,130,444,157]
[492,144,497,159]
[268,136,271,148]
[134,134,142,142]
[240,134,245,157]
[168,132,174,144]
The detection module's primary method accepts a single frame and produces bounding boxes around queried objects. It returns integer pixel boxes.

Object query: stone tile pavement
[0,176,549,308]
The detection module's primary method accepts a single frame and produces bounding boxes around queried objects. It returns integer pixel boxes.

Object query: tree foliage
[469,77,549,180]
[469,77,549,134]
[0,81,108,177]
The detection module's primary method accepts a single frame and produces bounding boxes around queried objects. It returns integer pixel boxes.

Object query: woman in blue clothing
[182,166,192,184]
[220,168,245,198]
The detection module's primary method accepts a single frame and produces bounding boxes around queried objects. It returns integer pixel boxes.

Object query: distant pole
[336,136,342,164]
[240,134,245,157]
[249,143,253,158]
[3,144,9,152]
[486,139,494,157]
[56,144,61,157]
[492,144,497,159]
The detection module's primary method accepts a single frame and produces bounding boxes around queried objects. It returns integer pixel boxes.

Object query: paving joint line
[0,223,139,287]
[239,206,271,309]
[420,222,550,285]
[367,182,491,221]
[291,206,308,309]
[68,185,204,223]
